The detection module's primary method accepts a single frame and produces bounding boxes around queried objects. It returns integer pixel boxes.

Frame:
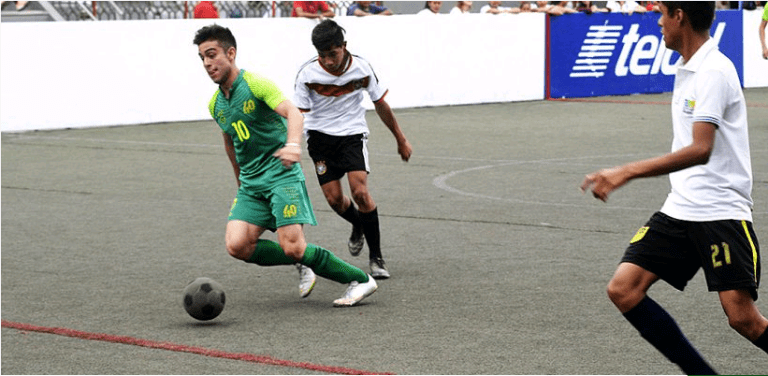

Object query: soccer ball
[183,277,226,321]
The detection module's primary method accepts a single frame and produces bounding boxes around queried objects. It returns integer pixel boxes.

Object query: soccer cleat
[348,226,365,256]
[370,257,390,279]
[333,275,377,307]
[296,264,316,298]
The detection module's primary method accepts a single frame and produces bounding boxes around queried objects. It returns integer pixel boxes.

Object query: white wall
[0,14,546,132]
[744,7,768,88]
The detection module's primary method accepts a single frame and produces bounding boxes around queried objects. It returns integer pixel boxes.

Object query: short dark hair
[661,1,715,32]
[311,20,345,51]
[193,24,237,51]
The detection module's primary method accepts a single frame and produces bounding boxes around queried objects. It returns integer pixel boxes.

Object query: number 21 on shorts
[711,242,732,268]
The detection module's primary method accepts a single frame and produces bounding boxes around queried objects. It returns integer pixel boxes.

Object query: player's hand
[580,167,628,202]
[398,139,413,162]
[273,144,301,169]
[763,47,768,60]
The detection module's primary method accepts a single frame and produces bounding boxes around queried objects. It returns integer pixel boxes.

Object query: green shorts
[228,180,317,230]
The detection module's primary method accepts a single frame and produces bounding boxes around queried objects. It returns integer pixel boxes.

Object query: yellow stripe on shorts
[741,220,758,283]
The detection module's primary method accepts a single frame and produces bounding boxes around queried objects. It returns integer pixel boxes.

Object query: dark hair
[312,20,345,51]
[661,1,715,32]
[193,24,237,51]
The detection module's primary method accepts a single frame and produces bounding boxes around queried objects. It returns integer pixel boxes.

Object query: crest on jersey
[683,99,695,115]
[315,161,327,175]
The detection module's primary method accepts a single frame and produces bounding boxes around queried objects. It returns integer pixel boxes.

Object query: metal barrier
[36,1,354,21]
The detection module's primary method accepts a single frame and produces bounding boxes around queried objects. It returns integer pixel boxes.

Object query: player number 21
[711,242,731,268]
[232,120,250,142]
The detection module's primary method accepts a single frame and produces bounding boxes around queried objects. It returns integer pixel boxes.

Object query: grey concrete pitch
[3,89,767,374]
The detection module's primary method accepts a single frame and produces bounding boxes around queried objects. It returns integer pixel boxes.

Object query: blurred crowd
[189,1,765,19]
[1,1,764,20]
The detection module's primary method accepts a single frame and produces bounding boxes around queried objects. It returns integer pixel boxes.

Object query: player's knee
[350,188,372,208]
[726,312,758,337]
[606,279,631,308]
[324,192,345,212]
[225,239,251,261]
[278,240,304,262]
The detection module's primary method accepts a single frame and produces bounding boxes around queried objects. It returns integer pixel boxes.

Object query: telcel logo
[570,22,726,78]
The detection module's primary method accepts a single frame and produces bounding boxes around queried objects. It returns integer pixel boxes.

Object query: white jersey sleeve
[293,66,312,111]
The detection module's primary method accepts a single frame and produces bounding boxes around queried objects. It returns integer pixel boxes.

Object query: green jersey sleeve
[243,71,287,110]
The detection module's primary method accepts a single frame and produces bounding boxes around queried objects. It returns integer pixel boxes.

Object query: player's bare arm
[374,98,412,162]
[222,133,241,187]
[294,6,319,18]
[581,121,716,202]
[272,99,304,168]
[296,6,334,19]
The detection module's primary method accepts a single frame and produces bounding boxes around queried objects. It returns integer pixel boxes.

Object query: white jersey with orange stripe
[293,53,388,137]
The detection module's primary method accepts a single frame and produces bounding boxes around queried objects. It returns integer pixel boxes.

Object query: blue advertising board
[548,10,743,98]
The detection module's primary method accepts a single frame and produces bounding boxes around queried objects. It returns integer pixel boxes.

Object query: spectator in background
[292,1,334,18]
[1,1,29,11]
[347,1,392,16]
[194,1,219,18]
[532,1,577,15]
[417,1,443,15]
[480,1,513,14]
[449,1,473,14]
[576,1,609,13]
[606,0,647,14]
[644,1,661,12]
[761,4,768,59]
[519,1,534,12]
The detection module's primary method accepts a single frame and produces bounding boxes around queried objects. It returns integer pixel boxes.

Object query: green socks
[246,240,368,285]
[301,243,368,284]
[245,240,296,266]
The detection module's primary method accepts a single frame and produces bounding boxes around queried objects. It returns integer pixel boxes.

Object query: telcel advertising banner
[549,11,743,98]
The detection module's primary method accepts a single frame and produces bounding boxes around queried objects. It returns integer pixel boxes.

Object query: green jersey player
[194,24,377,307]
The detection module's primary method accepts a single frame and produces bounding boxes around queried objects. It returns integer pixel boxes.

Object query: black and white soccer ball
[183,277,225,321]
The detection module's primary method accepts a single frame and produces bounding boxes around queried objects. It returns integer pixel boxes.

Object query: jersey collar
[230,69,246,89]
[678,38,717,73]
[319,53,353,77]
[220,69,245,98]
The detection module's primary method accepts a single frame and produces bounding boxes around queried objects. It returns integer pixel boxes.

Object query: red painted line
[547,97,768,108]
[547,97,670,105]
[2,320,394,375]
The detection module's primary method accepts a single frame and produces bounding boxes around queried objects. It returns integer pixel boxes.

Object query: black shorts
[621,212,761,300]
[306,130,369,186]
